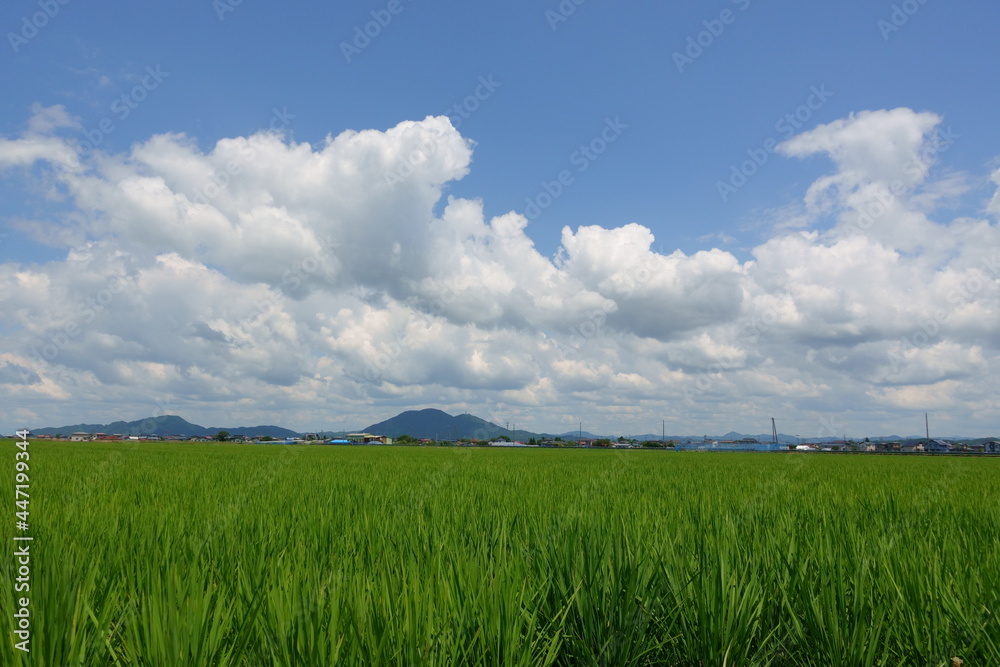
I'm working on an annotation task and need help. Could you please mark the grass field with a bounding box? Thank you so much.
[1,439,998,665]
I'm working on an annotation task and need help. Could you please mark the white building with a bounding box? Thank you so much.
[346,433,394,444]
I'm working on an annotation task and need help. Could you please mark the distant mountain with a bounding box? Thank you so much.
[363,409,539,440]
[31,415,300,439]
[29,411,985,443]
[559,430,602,440]
[628,434,697,443]
[206,424,301,439]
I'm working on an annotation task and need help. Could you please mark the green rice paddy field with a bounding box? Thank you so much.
[1,439,998,666]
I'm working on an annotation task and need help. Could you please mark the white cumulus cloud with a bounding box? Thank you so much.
[1,105,998,436]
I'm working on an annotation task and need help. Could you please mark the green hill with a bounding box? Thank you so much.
[31,415,299,439]
[363,409,538,441]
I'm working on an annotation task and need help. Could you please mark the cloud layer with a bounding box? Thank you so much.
[1,106,998,436]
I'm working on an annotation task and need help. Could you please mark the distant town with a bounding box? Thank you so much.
[16,429,1000,455]
[14,409,998,455]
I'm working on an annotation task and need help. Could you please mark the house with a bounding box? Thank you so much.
[70,432,90,442]
[926,439,952,453]
[985,441,1000,454]
[345,433,393,444]
[347,432,391,444]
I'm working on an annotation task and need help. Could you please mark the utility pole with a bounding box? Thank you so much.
[925,412,930,442]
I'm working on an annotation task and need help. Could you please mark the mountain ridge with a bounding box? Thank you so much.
[26,411,990,442]
[30,415,299,439]
[362,409,515,440]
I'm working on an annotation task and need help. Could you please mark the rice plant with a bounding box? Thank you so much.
[1,440,997,665]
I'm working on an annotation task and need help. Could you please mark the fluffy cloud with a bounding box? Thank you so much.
[1,105,998,436]
[778,108,963,253]
[989,168,1000,218]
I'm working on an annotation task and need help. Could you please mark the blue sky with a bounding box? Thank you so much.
[1,0,999,437]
